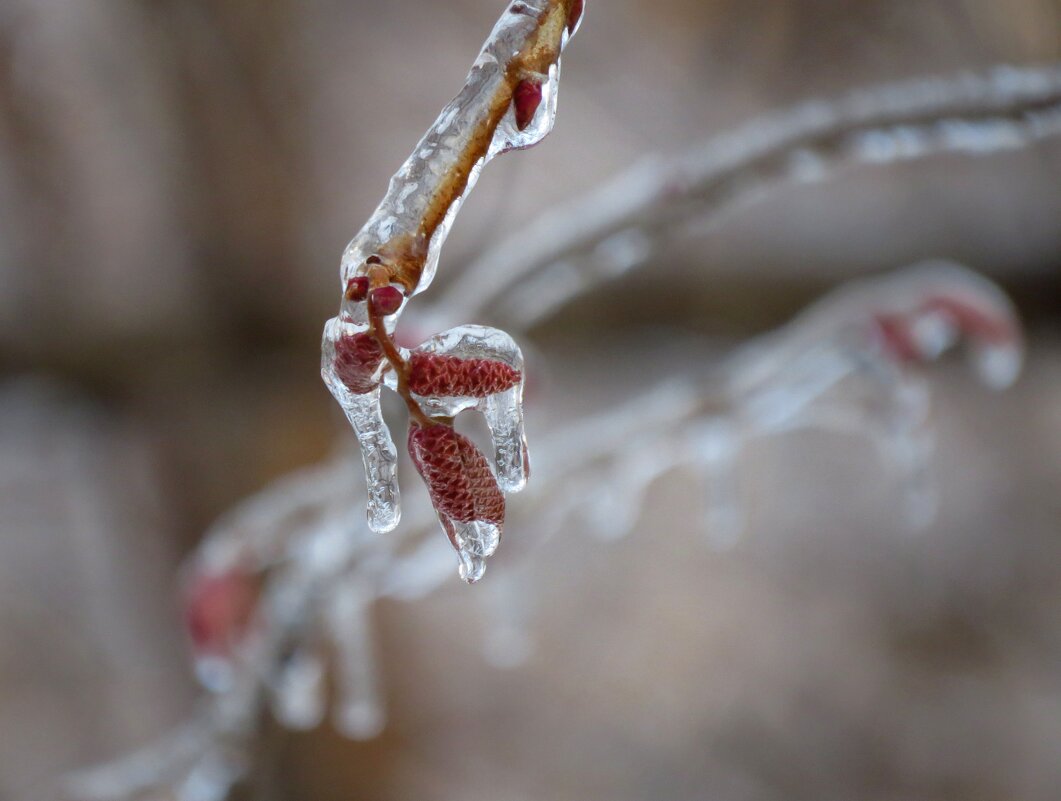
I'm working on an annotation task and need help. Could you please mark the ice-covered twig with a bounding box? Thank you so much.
[430,64,1061,328]
[333,0,584,297]
[320,0,584,580]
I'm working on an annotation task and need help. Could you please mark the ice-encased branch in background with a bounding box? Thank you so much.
[429,63,1061,329]
[57,259,1024,801]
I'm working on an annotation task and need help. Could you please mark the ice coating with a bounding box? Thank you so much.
[729,261,1024,405]
[334,0,579,297]
[321,319,401,533]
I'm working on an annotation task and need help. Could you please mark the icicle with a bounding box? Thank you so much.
[326,583,385,740]
[883,377,938,530]
[267,640,327,731]
[321,317,401,533]
[176,750,245,801]
[891,420,938,530]
[454,521,501,583]
[692,419,745,549]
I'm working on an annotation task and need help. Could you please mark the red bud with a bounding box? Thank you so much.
[369,285,404,315]
[567,0,584,33]
[513,80,543,131]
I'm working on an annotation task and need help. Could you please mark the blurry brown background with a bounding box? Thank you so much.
[0,1,1059,800]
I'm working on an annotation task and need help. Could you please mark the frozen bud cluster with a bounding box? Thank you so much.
[319,1,580,581]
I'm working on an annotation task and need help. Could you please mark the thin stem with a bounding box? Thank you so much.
[367,304,434,429]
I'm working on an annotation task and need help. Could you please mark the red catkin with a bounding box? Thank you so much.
[407,352,521,398]
[334,332,385,394]
[408,424,505,528]
[513,79,543,131]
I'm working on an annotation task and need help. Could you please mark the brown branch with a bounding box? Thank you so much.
[339,0,583,297]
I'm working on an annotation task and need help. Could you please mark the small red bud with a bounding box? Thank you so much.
[345,276,369,302]
[513,80,543,131]
[369,285,404,315]
[567,0,584,33]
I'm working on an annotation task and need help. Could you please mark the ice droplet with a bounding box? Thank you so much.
[973,342,1022,390]
[453,520,502,583]
[458,550,488,584]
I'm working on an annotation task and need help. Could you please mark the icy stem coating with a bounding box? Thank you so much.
[335,0,580,298]
[321,1,580,548]
[321,316,401,533]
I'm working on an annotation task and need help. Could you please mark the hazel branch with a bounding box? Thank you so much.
[336,0,584,297]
